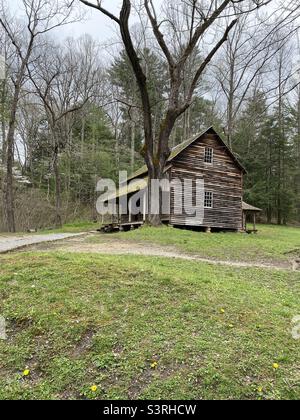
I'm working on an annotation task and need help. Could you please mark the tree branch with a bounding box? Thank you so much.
[79,0,120,24]
[144,0,175,70]
[183,19,238,111]
[119,0,154,159]
[178,0,232,68]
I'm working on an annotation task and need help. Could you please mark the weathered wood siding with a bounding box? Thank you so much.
[170,131,243,230]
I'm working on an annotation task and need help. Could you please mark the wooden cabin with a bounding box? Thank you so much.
[101,127,258,232]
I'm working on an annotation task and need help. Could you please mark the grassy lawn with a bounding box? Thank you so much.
[0,251,299,400]
[92,224,300,266]
[0,221,98,237]
[39,221,99,235]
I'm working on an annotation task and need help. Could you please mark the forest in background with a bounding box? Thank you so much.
[1,0,300,232]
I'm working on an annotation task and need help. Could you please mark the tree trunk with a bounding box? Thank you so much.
[81,117,85,159]
[144,111,176,227]
[227,96,234,149]
[3,84,20,233]
[266,207,272,224]
[4,127,15,232]
[66,126,72,208]
[115,126,120,171]
[131,120,135,172]
[0,27,35,233]
[1,80,7,164]
[53,148,62,228]
[147,165,163,227]
[277,57,283,226]
[296,94,300,220]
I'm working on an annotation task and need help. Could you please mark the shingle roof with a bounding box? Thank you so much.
[127,127,246,181]
[100,127,248,202]
[242,201,262,212]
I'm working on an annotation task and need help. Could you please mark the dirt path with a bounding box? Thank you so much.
[26,234,296,272]
[1,232,297,272]
[0,232,88,254]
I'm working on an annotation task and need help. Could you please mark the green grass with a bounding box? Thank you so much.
[0,251,299,400]
[39,221,99,234]
[94,224,300,266]
[0,221,98,237]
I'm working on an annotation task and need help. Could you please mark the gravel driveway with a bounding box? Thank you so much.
[0,233,87,254]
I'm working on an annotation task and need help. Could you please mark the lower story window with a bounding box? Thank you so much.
[204,191,213,208]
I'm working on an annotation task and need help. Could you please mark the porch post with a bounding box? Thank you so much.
[129,197,132,223]
[143,191,147,222]
[243,212,247,231]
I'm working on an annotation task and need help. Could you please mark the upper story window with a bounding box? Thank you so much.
[204,191,213,209]
[204,147,213,164]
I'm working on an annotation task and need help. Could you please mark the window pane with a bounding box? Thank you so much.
[204,192,213,208]
[204,147,213,163]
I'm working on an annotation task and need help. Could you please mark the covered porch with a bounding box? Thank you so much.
[242,201,262,233]
[99,178,148,232]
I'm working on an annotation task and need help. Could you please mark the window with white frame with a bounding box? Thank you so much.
[204,191,213,208]
[204,147,213,164]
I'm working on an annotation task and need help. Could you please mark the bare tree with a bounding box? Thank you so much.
[28,36,103,227]
[80,0,272,225]
[104,84,124,170]
[16,95,43,175]
[214,5,300,148]
[0,0,78,232]
[0,28,10,165]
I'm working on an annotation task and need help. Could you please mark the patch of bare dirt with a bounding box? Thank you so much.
[6,317,34,341]
[292,259,300,271]
[127,359,189,399]
[127,370,154,399]
[71,329,95,358]
[23,234,296,271]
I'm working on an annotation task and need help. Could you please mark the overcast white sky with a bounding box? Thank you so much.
[8,0,163,42]
[7,0,279,46]
[63,1,124,41]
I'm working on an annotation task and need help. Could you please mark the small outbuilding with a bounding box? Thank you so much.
[242,201,262,233]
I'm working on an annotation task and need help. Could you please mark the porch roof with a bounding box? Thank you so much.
[102,177,148,202]
[242,201,262,212]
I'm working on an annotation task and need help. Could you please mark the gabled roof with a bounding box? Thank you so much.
[127,126,246,181]
[242,201,262,212]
